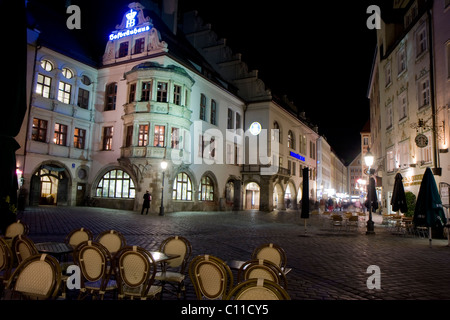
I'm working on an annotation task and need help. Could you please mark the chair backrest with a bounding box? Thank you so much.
[159,236,192,271]
[225,278,291,300]
[237,259,287,289]
[115,246,156,299]
[12,235,39,265]
[74,240,112,289]
[7,253,62,300]
[5,220,28,239]
[348,216,359,222]
[65,227,93,247]
[251,243,287,270]
[0,237,13,280]
[189,254,233,300]
[95,230,126,255]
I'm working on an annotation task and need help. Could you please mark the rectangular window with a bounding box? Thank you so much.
[416,26,427,57]
[118,41,129,58]
[134,38,145,54]
[153,125,165,147]
[138,125,149,147]
[173,85,181,105]
[36,74,52,98]
[77,88,90,109]
[171,127,180,149]
[387,148,395,172]
[385,62,392,87]
[420,79,430,107]
[227,108,234,129]
[398,93,408,120]
[386,103,393,129]
[141,81,152,102]
[32,118,47,142]
[58,82,71,104]
[399,140,409,167]
[105,83,117,111]
[420,132,432,164]
[210,99,217,125]
[128,83,136,103]
[236,112,241,129]
[102,126,114,150]
[200,94,206,121]
[54,123,68,146]
[125,126,133,147]
[398,47,406,74]
[74,128,86,149]
[157,82,168,102]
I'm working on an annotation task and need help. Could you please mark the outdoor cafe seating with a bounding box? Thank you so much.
[188,254,234,300]
[114,245,162,300]
[224,278,291,300]
[237,259,288,289]
[5,253,62,300]
[155,235,192,299]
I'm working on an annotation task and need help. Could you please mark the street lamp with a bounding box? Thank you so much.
[159,160,168,216]
[364,148,375,235]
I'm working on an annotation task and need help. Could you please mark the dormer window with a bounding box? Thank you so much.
[118,41,129,58]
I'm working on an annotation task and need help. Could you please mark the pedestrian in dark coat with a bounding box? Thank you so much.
[141,190,151,215]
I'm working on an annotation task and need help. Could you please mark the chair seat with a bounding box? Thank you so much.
[119,285,162,300]
[155,271,185,283]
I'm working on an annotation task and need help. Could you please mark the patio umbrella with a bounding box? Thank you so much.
[301,167,310,235]
[413,167,447,247]
[391,173,408,214]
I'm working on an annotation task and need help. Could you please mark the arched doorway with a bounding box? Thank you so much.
[245,182,260,210]
[29,164,70,206]
[273,183,284,210]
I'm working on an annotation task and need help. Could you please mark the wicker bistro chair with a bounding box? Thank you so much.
[95,230,127,257]
[114,246,162,300]
[73,240,117,300]
[4,220,29,240]
[237,259,288,289]
[251,243,288,273]
[6,253,62,300]
[189,254,234,300]
[12,235,39,265]
[155,236,192,299]
[65,227,94,248]
[0,237,13,297]
[225,278,291,300]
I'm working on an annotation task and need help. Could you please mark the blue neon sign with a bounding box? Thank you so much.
[290,151,305,162]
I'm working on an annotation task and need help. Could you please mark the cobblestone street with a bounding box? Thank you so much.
[14,205,450,301]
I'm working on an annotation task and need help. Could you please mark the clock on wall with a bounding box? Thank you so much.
[415,133,428,148]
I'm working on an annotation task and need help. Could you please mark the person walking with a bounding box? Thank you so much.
[141,190,151,215]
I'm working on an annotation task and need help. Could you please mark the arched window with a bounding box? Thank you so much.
[172,172,192,201]
[273,121,281,143]
[199,176,214,201]
[40,59,53,72]
[105,83,117,111]
[96,169,135,198]
[287,130,295,149]
[62,67,73,79]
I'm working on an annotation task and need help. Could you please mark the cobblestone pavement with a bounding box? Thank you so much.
[14,206,450,300]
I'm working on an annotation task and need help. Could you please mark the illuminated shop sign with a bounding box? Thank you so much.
[290,151,305,162]
[108,8,151,41]
[109,26,151,41]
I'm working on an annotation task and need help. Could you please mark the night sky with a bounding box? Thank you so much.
[30,0,379,164]
[177,1,378,164]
